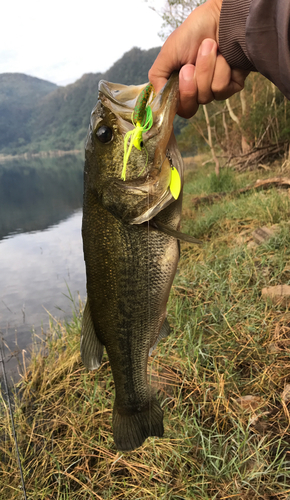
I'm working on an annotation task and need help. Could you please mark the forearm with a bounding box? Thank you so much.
[219,0,290,98]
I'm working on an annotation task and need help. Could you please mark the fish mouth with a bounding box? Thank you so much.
[99,73,182,224]
[98,81,151,120]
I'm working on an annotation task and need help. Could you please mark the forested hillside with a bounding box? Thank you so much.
[0,74,57,153]
[0,47,161,155]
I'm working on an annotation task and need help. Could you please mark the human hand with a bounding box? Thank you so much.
[149,0,249,118]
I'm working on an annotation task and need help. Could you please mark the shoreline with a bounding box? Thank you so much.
[0,149,83,163]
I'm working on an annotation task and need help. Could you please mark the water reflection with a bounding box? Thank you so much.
[0,155,83,240]
[0,156,86,382]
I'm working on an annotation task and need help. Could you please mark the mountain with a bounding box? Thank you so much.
[0,73,57,152]
[0,47,161,156]
[104,47,161,85]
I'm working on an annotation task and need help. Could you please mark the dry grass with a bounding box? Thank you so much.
[1,160,290,499]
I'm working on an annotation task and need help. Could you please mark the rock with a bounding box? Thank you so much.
[234,395,270,431]
[252,225,279,245]
[268,343,281,353]
[234,395,264,412]
[247,240,258,249]
[262,285,290,308]
[281,384,290,403]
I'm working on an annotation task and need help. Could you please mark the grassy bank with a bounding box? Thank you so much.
[1,157,290,499]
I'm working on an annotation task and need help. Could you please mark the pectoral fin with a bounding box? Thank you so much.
[81,300,104,370]
[149,317,171,356]
[152,220,203,245]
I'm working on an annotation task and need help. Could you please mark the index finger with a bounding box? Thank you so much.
[148,32,180,93]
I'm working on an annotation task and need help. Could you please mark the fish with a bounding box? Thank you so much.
[81,73,200,452]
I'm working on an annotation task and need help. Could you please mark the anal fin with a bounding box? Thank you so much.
[149,317,171,356]
[80,300,104,370]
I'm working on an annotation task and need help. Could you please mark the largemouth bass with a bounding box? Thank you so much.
[81,73,198,452]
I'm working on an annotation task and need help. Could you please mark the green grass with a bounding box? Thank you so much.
[1,159,290,499]
[182,185,290,241]
[183,166,239,195]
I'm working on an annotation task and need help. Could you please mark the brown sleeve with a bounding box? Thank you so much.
[219,0,255,71]
[219,0,290,99]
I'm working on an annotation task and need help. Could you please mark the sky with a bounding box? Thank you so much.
[1,0,165,86]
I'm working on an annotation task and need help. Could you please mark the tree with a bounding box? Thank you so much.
[146,0,205,41]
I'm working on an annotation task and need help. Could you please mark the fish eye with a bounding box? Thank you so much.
[96,125,113,144]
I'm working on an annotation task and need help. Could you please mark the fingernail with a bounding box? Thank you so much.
[180,65,195,82]
[200,39,215,56]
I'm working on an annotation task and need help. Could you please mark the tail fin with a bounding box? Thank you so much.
[113,396,164,451]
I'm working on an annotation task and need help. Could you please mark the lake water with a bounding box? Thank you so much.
[0,155,87,383]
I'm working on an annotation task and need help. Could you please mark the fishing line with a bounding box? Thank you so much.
[146,176,155,439]
[147,189,152,436]
[0,337,27,500]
